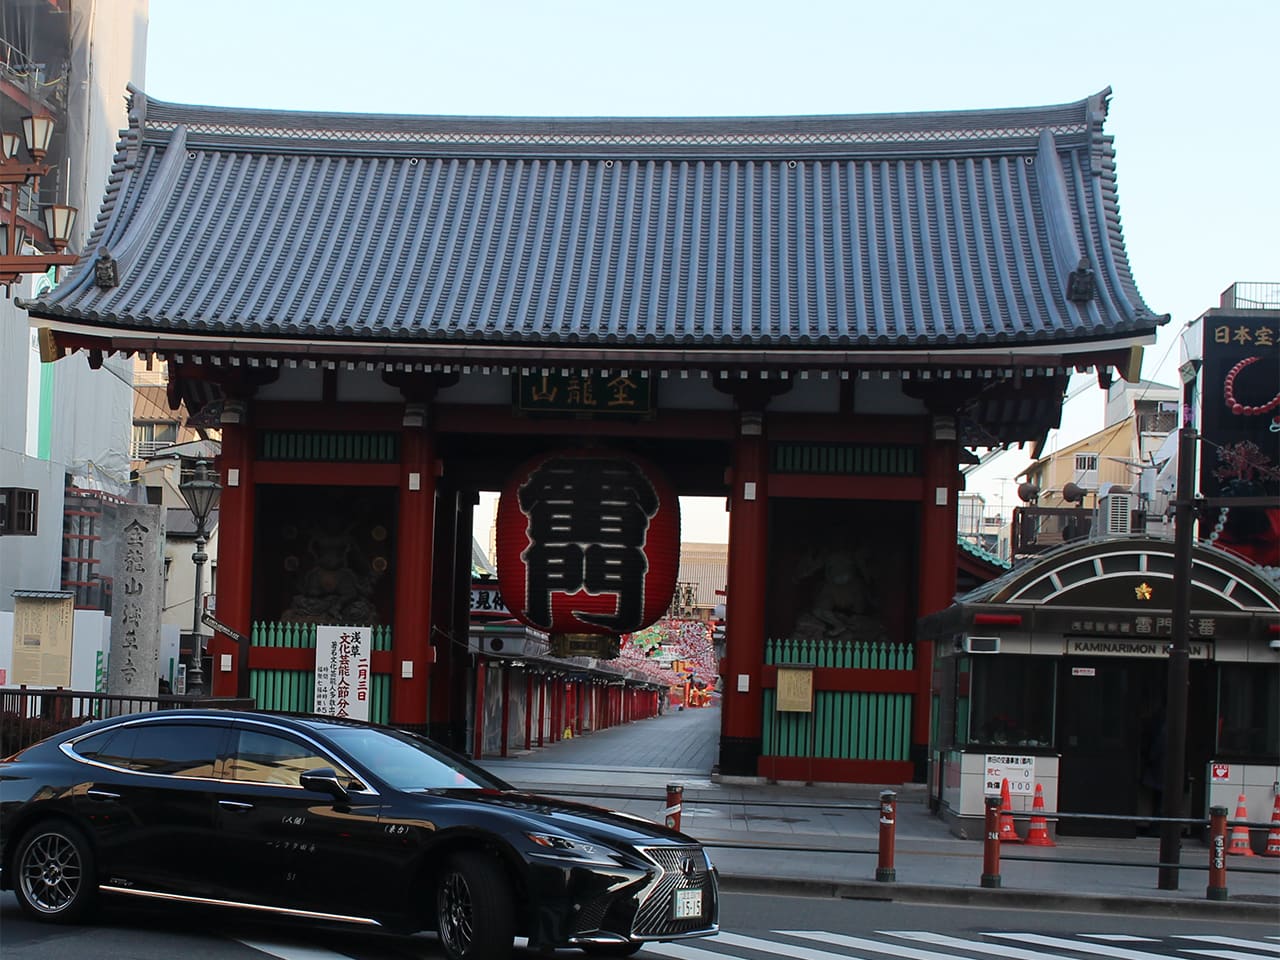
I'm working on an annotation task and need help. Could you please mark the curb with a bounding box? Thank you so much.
[717,872,1280,921]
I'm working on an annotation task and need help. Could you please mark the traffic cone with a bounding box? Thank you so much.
[998,778,1022,843]
[1226,793,1255,856]
[1025,783,1055,847]
[1262,795,1280,857]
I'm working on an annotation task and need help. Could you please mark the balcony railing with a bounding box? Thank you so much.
[1220,282,1280,311]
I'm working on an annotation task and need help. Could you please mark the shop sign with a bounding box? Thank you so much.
[984,754,1035,796]
[1071,666,1096,676]
[1066,638,1211,658]
[471,583,510,618]
[1064,615,1219,638]
[515,372,655,419]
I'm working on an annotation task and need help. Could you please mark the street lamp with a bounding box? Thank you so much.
[178,458,221,696]
[0,111,79,289]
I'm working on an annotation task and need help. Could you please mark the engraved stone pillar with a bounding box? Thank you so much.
[106,503,166,697]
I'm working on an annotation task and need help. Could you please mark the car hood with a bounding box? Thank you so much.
[429,788,696,847]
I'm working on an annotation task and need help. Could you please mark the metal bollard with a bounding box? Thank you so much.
[876,789,897,882]
[981,795,1002,888]
[1206,805,1229,901]
[664,783,684,831]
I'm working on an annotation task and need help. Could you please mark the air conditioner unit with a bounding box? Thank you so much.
[1098,492,1133,535]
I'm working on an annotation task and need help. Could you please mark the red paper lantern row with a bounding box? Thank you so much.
[497,449,680,637]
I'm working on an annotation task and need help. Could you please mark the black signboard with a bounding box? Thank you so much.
[1199,313,1280,568]
[515,373,655,419]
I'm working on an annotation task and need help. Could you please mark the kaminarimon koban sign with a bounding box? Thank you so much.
[496,450,680,658]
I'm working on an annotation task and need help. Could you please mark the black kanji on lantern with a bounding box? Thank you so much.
[518,457,659,631]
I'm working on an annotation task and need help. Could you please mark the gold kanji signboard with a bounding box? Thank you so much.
[776,666,814,713]
[515,373,655,419]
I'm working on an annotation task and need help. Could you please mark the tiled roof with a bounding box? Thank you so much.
[957,537,1012,570]
[23,87,1163,355]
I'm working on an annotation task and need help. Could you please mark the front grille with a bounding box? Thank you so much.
[631,845,716,938]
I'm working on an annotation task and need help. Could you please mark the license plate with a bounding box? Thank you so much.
[673,888,702,919]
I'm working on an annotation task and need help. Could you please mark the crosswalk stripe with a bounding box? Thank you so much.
[1176,952,1280,960]
[889,930,1148,960]
[986,932,1184,960]
[1082,934,1160,941]
[641,939,752,960]
[237,940,354,960]
[1173,937,1280,954]
[782,930,1013,960]
[714,931,884,959]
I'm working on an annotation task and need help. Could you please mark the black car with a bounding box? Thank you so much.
[0,709,718,959]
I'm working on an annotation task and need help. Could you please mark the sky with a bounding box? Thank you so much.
[145,0,1278,543]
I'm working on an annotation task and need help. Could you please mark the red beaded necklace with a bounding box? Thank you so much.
[1223,356,1280,416]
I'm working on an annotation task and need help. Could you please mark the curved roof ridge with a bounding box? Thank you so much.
[128,86,1111,157]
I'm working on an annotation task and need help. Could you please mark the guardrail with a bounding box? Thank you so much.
[0,687,255,756]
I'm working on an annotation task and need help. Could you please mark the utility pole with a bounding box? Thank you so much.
[1158,373,1198,889]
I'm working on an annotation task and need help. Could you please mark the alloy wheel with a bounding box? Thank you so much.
[438,868,474,957]
[19,830,84,915]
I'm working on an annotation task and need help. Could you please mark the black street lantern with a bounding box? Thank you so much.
[178,458,221,695]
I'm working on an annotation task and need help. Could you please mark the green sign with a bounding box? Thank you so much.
[515,372,655,419]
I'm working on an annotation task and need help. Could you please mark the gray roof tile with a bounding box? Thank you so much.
[24,87,1164,354]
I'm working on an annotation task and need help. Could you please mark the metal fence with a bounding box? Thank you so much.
[0,687,255,756]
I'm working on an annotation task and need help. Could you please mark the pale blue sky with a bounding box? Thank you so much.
[146,0,1278,539]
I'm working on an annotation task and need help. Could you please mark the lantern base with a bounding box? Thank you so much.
[550,633,621,659]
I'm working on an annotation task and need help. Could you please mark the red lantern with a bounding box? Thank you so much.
[497,449,680,640]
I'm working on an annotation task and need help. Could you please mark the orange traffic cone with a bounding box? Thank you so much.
[1262,795,1280,857]
[998,778,1022,843]
[1025,783,1055,847]
[1226,793,1255,856]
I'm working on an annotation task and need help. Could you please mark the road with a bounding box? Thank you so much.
[2,889,1275,959]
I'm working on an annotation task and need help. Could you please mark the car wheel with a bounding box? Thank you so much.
[435,851,514,960]
[582,943,643,957]
[14,822,97,923]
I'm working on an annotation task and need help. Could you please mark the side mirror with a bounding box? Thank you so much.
[299,766,350,802]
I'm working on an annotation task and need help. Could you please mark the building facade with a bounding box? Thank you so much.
[23,88,1164,781]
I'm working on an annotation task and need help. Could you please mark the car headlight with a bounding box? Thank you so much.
[524,832,622,865]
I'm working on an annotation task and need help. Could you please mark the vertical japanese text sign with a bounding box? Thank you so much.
[314,625,372,720]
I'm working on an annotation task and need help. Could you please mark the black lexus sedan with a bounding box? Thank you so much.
[0,709,717,959]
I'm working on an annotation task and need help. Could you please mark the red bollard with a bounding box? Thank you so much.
[1207,805,1229,901]
[664,783,684,831]
[876,789,897,882]
[981,795,1002,888]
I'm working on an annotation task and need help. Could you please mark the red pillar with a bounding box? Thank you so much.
[536,678,545,747]
[915,426,959,768]
[392,412,435,725]
[524,673,534,750]
[721,410,769,775]
[500,664,510,758]
[472,656,487,759]
[212,401,255,699]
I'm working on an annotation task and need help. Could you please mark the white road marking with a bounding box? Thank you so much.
[1172,937,1280,954]
[1176,952,1280,960]
[641,938,765,959]
[888,929,1149,959]
[237,940,354,960]
[1082,934,1161,941]
[986,931,1185,959]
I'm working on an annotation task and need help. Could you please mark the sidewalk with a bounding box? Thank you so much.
[479,703,1280,922]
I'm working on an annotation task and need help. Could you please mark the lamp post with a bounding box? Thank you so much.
[0,111,79,289]
[178,458,221,696]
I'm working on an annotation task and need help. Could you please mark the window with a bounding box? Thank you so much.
[227,729,347,787]
[1217,664,1279,758]
[1074,454,1099,473]
[74,722,227,778]
[0,487,39,536]
[959,656,1056,748]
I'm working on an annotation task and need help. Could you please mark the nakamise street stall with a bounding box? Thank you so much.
[919,535,1279,840]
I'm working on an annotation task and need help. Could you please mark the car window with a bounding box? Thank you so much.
[75,723,226,778]
[227,729,352,788]
[323,725,508,791]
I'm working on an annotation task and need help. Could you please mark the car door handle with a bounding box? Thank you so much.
[86,789,120,801]
[219,800,254,812]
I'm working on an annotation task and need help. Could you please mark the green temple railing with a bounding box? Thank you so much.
[248,621,393,723]
[763,688,912,760]
[764,637,915,670]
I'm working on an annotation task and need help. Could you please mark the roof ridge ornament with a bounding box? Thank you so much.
[94,248,119,289]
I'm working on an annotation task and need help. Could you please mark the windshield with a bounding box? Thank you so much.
[324,725,511,792]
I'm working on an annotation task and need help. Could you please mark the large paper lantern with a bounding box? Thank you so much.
[497,450,680,643]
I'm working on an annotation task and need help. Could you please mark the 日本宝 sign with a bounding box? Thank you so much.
[314,625,371,720]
